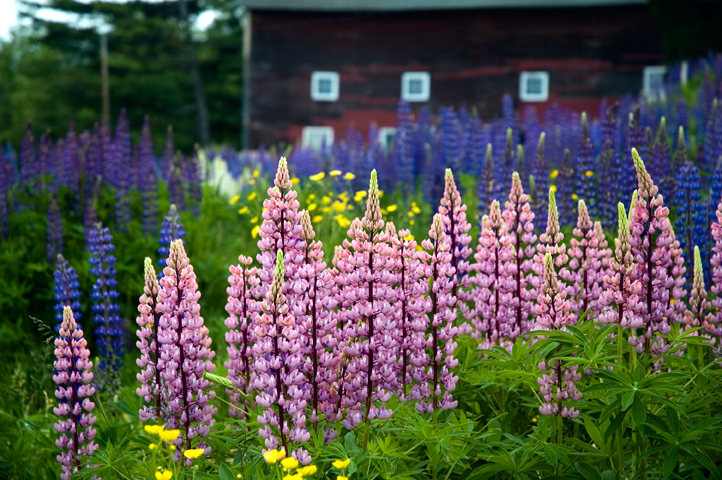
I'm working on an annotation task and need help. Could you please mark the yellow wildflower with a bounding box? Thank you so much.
[415,244,422,251]
[251,216,259,224]
[312,215,323,223]
[253,169,260,178]
[237,475,243,479]
[355,190,367,199]
[330,170,342,177]
[247,192,257,201]
[291,177,300,185]
[404,234,414,241]
[378,190,384,197]
[183,448,205,459]
[310,172,325,181]
[251,225,260,238]
[551,185,557,193]
[323,206,332,213]
[281,457,299,470]
[263,449,286,464]
[380,208,388,215]
[550,169,559,179]
[149,443,156,450]
[412,205,421,214]
[408,211,414,217]
[308,193,316,200]
[387,204,397,212]
[336,215,351,228]
[308,203,318,211]
[337,477,348,480]
[144,425,165,435]
[321,196,331,204]
[347,204,353,210]
[284,475,302,480]
[344,172,355,180]
[238,206,249,215]
[169,445,176,451]
[333,201,346,212]
[571,194,579,200]
[229,194,241,205]
[332,459,351,470]
[410,220,415,225]
[155,471,172,480]
[339,191,349,201]
[158,429,180,443]
[249,179,256,185]
[297,465,318,476]
[585,170,594,177]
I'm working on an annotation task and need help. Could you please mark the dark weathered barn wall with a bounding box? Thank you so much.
[248,6,663,148]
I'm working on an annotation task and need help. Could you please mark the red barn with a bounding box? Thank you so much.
[238,0,664,149]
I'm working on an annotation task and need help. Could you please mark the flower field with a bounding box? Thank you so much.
[5,66,722,479]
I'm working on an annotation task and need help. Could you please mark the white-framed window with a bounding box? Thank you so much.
[401,72,430,102]
[302,126,334,150]
[378,127,396,149]
[519,71,549,102]
[643,66,667,95]
[311,71,339,101]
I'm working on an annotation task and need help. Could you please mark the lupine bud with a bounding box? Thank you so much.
[157,240,217,462]
[54,307,98,480]
[685,246,713,342]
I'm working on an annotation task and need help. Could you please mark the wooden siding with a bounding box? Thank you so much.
[248,6,663,148]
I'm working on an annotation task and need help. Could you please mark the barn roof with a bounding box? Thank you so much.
[238,0,646,11]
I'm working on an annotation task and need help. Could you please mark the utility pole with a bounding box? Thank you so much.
[100,33,110,123]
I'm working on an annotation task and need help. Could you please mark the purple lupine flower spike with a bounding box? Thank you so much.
[253,250,310,455]
[295,210,338,429]
[599,203,643,329]
[224,254,259,418]
[88,222,123,394]
[336,169,396,432]
[685,246,714,343]
[157,204,186,274]
[564,200,607,317]
[139,115,158,236]
[416,213,458,414]
[439,168,473,333]
[710,194,722,337]
[536,253,581,419]
[256,157,303,302]
[162,126,175,182]
[136,258,163,422]
[54,306,98,480]
[53,254,83,329]
[157,239,217,462]
[47,193,63,263]
[628,148,685,364]
[501,171,538,338]
[387,224,427,398]
[472,201,511,349]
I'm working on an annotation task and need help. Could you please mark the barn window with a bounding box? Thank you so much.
[311,72,339,101]
[643,66,667,96]
[401,72,430,102]
[519,72,549,102]
[302,126,334,150]
[378,127,397,149]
